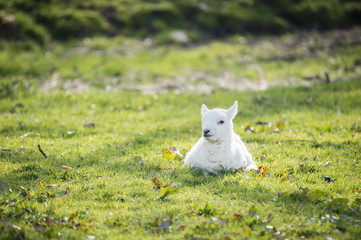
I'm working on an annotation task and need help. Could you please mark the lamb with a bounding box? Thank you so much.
[185,101,258,174]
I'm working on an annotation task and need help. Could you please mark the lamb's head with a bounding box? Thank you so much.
[200,101,238,143]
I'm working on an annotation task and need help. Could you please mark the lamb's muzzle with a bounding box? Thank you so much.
[203,129,211,137]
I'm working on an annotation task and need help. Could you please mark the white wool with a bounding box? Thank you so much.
[185,101,257,173]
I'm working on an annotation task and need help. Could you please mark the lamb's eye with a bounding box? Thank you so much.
[218,120,224,125]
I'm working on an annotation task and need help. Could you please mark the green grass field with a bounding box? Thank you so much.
[1,29,361,239]
[1,27,361,93]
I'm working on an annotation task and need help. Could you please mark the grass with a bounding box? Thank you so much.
[1,27,361,239]
[1,78,361,239]
[1,27,361,93]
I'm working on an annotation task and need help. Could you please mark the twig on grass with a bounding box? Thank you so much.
[37,145,48,159]
[1,148,11,151]
[305,130,318,144]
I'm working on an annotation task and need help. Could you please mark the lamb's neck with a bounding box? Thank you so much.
[205,137,231,153]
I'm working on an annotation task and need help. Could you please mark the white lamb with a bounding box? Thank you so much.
[185,101,257,174]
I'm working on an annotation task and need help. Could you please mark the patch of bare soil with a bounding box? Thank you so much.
[40,72,337,95]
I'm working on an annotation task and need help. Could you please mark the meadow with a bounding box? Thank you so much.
[1,28,361,239]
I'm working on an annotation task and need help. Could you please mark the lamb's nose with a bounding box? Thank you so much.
[203,129,210,136]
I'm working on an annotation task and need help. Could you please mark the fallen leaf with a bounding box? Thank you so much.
[151,176,163,189]
[324,176,335,183]
[84,122,95,128]
[232,213,244,220]
[258,166,270,177]
[245,125,254,133]
[159,186,178,200]
[177,225,187,231]
[160,186,178,195]
[162,148,176,160]
[38,179,47,190]
[275,168,294,180]
[159,189,170,200]
[171,148,184,160]
[260,155,267,161]
[20,186,34,197]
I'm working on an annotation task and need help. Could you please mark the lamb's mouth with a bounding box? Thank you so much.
[203,134,213,138]
[203,135,220,143]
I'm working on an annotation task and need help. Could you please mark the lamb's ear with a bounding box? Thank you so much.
[226,101,238,119]
[201,104,209,116]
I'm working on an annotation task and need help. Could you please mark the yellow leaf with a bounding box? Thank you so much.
[162,148,176,160]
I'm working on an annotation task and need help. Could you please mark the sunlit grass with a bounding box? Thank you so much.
[1,29,361,90]
[1,79,361,239]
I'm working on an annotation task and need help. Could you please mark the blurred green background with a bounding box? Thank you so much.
[1,0,361,46]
